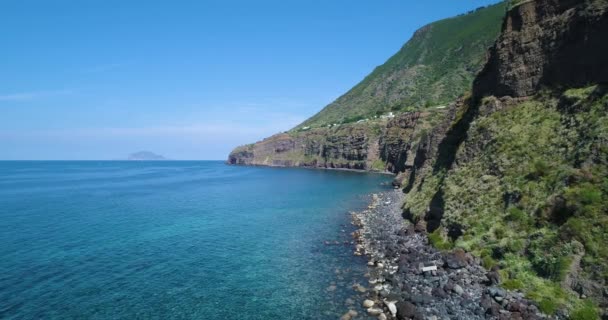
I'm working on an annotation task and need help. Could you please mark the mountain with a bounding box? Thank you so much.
[127,151,166,161]
[297,2,507,130]
[228,3,507,171]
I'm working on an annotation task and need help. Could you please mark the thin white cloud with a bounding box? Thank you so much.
[0,90,74,102]
[0,117,305,141]
[81,63,125,73]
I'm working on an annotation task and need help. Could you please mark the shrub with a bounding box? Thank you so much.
[428,229,453,250]
[494,226,506,239]
[482,255,497,269]
[506,239,525,253]
[502,279,524,290]
[577,185,602,205]
[570,301,599,320]
[506,207,527,223]
[526,159,553,181]
[533,254,571,282]
[565,183,602,209]
[538,298,558,315]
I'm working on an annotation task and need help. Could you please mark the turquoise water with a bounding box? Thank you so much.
[0,161,391,319]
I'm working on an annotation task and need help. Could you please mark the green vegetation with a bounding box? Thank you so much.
[428,228,454,250]
[371,159,387,171]
[295,2,507,129]
[502,279,524,290]
[403,86,608,313]
[538,298,559,315]
[571,300,600,320]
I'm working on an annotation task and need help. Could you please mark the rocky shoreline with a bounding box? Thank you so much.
[346,190,559,320]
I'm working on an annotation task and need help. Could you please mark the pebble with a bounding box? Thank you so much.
[385,301,397,316]
[453,284,464,295]
[353,284,367,293]
[339,310,358,320]
[351,190,553,320]
[366,308,383,316]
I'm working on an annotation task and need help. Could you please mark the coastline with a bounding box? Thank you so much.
[226,162,397,176]
[347,190,558,320]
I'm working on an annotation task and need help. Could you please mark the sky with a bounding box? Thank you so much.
[1,0,501,160]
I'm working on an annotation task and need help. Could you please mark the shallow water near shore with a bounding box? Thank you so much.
[0,161,392,319]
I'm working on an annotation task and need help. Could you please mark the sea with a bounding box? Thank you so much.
[0,161,392,319]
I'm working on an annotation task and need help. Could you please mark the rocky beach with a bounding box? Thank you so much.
[347,190,560,320]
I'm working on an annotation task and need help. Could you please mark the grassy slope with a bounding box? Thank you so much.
[404,86,608,316]
[296,2,507,129]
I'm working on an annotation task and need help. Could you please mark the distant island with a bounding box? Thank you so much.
[127,151,166,161]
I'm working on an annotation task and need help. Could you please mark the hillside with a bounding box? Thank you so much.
[297,2,507,129]
[400,0,608,316]
[229,3,507,172]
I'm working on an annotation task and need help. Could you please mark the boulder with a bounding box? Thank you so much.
[385,301,397,317]
[396,301,416,320]
[488,286,506,298]
[444,248,469,269]
[452,284,464,295]
[431,287,448,299]
[367,308,383,316]
[487,270,501,284]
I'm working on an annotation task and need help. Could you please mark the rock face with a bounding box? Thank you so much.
[474,0,608,98]
[400,0,608,314]
[228,111,446,174]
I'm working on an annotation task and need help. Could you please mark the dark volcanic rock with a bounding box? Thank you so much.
[396,301,417,319]
[353,191,558,320]
[444,248,469,269]
[474,0,608,98]
[227,112,437,173]
[487,269,501,285]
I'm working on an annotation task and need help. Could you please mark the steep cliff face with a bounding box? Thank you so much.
[228,124,377,170]
[228,110,448,174]
[401,0,608,315]
[474,0,608,98]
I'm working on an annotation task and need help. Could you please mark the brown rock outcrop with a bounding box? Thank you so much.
[474,0,608,98]
[228,111,448,174]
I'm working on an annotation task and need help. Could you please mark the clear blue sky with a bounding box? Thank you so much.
[1,0,501,160]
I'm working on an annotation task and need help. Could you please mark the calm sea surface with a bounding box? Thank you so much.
[0,161,391,319]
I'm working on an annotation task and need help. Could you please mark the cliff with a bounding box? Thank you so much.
[228,109,448,177]
[401,0,608,316]
[474,0,608,98]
